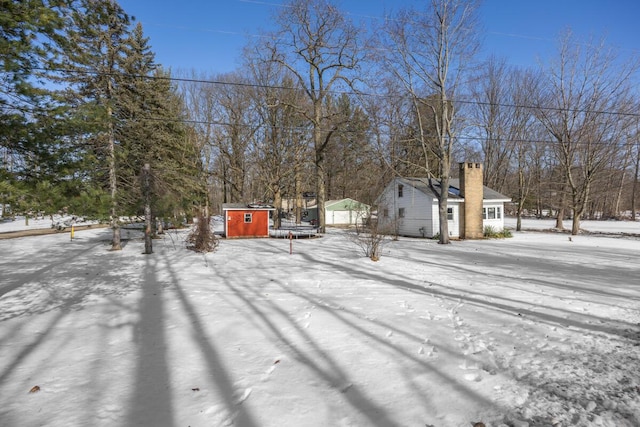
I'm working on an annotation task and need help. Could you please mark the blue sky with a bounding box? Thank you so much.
[117,0,640,74]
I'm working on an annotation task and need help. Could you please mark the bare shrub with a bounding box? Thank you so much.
[187,210,218,253]
[347,217,391,261]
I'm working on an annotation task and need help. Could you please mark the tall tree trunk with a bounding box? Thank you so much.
[436,166,451,244]
[555,180,567,230]
[437,190,450,243]
[273,186,282,229]
[613,168,626,219]
[295,158,303,224]
[555,208,564,230]
[108,102,121,251]
[570,182,591,235]
[571,210,581,235]
[632,151,639,221]
[516,168,525,231]
[221,162,228,204]
[315,146,326,233]
[143,163,152,254]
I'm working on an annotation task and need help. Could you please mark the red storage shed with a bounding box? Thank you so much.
[222,203,274,238]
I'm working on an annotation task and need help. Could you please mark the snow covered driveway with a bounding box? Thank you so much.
[0,228,638,426]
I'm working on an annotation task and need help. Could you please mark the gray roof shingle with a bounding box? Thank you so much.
[398,177,511,201]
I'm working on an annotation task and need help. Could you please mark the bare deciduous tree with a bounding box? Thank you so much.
[631,121,640,221]
[213,73,261,204]
[263,0,363,233]
[379,0,480,244]
[471,60,544,231]
[243,47,312,229]
[511,72,547,231]
[470,56,516,193]
[179,70,222,216]
[535,30,638,235]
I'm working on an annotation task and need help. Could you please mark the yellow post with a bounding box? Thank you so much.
[70,225,75,240]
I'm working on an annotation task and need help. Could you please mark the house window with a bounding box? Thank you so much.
[496,206,502,219]
[383,208,389,218]
[398,184,404,198]
[484,207,496,220]
[447,207,454,220]
[244,213,253,223]
[398,208,405,218]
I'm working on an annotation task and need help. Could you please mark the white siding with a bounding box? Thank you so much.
[394,184,433,237]
[482,202,505,231]
[431,202,460,238]
[376,189,396,232]
[376,179,447,238]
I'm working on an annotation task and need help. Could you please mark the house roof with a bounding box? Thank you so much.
[396,177,511,202]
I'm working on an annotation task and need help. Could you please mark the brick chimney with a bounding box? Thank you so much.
[459,162,484,239]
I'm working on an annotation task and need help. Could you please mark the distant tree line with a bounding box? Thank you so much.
[2,0,638,244]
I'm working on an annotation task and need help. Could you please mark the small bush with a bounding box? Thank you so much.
[483,225,497,238]
[348,220,391,261]
[187,210,218,252]
[484,225,512,239]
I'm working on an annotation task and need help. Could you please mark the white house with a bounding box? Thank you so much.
[376,163,511,239]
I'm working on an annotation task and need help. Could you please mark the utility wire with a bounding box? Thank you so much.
[114,114,631,148]
[35,66,640,119]
[17,66,639,148]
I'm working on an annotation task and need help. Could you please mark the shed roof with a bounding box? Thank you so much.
[222,203,275,210]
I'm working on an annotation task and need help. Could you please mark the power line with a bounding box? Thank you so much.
[122,113,632,149]
[36,65,640,120]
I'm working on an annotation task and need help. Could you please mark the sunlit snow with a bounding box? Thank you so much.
[0,216,638,426]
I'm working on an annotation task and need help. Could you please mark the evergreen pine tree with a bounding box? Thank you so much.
[54,0,132,249]
[116,23,203,239]
[1,0,74,217]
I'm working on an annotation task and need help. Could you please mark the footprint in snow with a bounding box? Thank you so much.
[463,372,482,382]
[261,358,282,381]
[459,360,481,370]
[234,388,252,404]
[295,312,311,322]
[418,345,439,358]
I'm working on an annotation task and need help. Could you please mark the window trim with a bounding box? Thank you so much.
[483,206,501,220]
[244,213,253,223]
[398,207,405,218]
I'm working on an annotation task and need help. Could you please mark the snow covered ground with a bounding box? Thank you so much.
[503,217,640,235]
[0,217,638,427]
[0,215,113,233]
